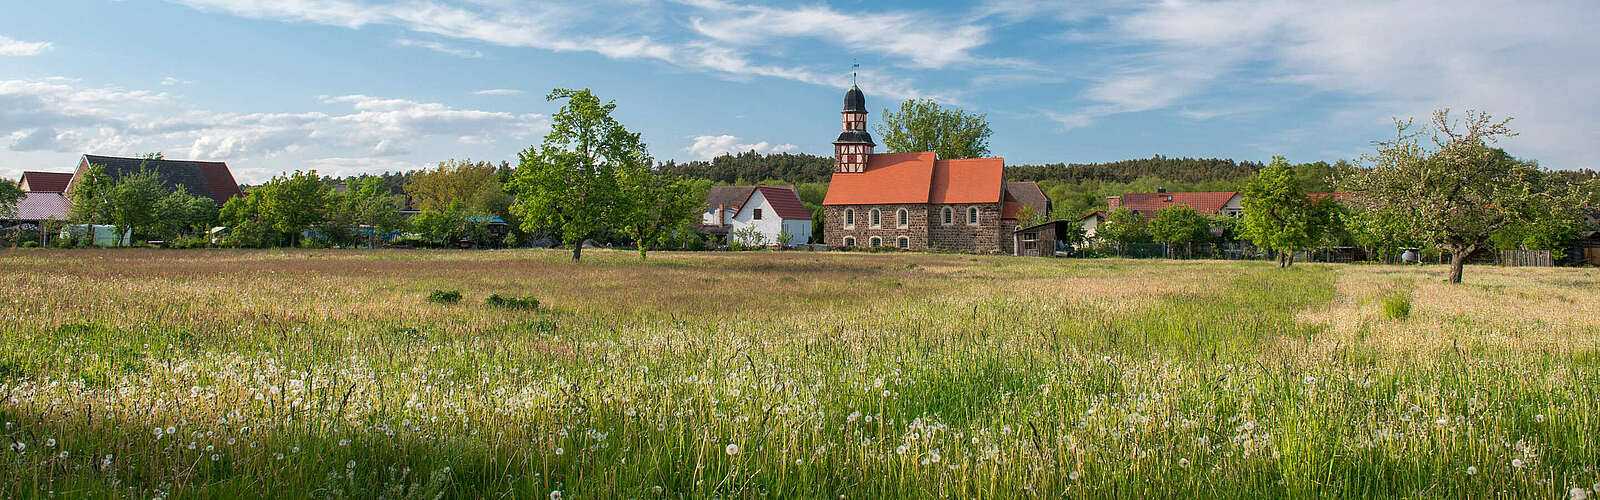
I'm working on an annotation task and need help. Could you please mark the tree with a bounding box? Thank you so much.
[613,162,700,259]
[877,99,993,159]
[1240,156,1318,268]
[107,167,165,246]
[1058,220,1089,253]
[1148,204,1213,258]
[1346,207,1415,264]
[1097,207,1149,256]
[511,88,636,262]
[257,170,330,247]
[0,179,20,219]
[404,159,501,213]
[1346,110,1566,283]
[152,186,215,240]
[335,176,407,247]
[69,164,115,225]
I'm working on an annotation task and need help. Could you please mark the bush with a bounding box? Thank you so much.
[485,294,539,310]
[21,241,40,248]
[1381,290,1411,320]
[426,290,462,305]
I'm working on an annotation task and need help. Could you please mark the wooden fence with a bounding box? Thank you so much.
[1501,249,1554,267]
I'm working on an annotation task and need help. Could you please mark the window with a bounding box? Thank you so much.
[869,236,882,247]
[941,207,953,225]
[966,207,980,226]
[753,208,763,220]
[870,209,882,228]
[843,208,855,228]
[896,208,909,228]
[897,236,910,249]
[843,236,855,247]
[1022,231,1038,242]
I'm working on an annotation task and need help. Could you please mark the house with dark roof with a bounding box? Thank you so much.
[820,85,1048,253]
[67,155,244,205]
[700,185,813,246]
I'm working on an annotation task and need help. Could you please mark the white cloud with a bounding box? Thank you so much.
[473,88,522,96]
[684,135,796,160]
[0,77,547,182]
[0,35,52,56]
[1047,0,1600,167]
[685,1,988,69]
[395,38,483,59]
[160,77,193,86]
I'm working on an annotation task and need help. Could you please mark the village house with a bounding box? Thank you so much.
[699,185,813,246]
[820,85,1047,253]
[62,154,245,204]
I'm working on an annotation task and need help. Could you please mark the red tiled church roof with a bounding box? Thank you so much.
[823,152,1008,206]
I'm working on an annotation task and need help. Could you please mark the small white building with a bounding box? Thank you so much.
[701,185,813,246]
[1078,210,1106,240]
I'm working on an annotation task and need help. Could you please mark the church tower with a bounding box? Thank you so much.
[832,85,875,173]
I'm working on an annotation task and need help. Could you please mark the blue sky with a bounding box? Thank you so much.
[3,0,1597,183]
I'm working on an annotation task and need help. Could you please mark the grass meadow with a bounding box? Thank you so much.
[1,249,1598,498]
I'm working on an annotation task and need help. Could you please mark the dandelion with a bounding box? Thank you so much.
[1536,414,1546,423]
[1466,466,1478,475]
[1436,417,1449,426]
[45,438,56,447]
[725,443,740,456]
[929,450,941,464]
[1570,487,1587,500]
[210,454,220,461]
[554,447,564,456]
[896,445,908,455]
[338,439,350,447]
[10,441,24,453]
[1179,458,1190,468]
[549,490,562,500]
[1512,458,1525,469]
[153,427,164,439]
[795,458,803,466]
[1070,470,1082,481]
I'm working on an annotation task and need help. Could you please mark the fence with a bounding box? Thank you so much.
[1501,249,1554,267]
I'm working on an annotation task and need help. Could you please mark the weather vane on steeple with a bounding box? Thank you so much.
[852,61,859,86]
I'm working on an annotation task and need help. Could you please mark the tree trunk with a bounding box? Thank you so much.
[1447,245,1474,283]
[571,244,583,262]
[637,240,648,260]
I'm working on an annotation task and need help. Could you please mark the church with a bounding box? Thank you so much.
[821,85,1048,254]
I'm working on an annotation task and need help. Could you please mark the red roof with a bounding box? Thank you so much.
[930,158,1003,204]
[742,185,813,220]
[824,152,1006,206]
[824,152,936,205]
[1117,192,1239,219]
[18,171,73,192]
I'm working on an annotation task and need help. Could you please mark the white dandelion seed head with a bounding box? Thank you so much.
[549,490,562,500]
[45,439,56,447]
[1569,487,1586,500]
[1466,466,1477,475]
[1069,470,1082,481]
[1512,458,1525,469]
[725,443,740,456]
[1536,414,1546,423]
[554,447,564,456]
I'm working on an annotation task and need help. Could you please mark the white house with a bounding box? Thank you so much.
[701,185,813,246]
[1078,210,1106,239]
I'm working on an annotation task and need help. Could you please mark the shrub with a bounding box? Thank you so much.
[426,290,462,305]
[1381,290,1411,320]
[485,294,539,311]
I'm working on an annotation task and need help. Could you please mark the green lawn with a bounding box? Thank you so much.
[2,249,1597,498]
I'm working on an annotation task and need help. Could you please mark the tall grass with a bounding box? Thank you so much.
[1,249,1597,498]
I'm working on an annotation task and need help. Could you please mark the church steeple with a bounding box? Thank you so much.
[833,84,874,173]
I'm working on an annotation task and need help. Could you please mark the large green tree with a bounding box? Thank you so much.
[1240,156,1320,268]
[404,159,501,213]
[613,162,700,259]
[257,170,330,247]
[68,164,115,225]
[107,167,166,246]
[334,176,407,247]
[152,186,218,240]
[1097,207,1149,256]
[877,99,992,159]
[1346,110,1569,283]
[1149,204,1213,258]
[511,88,636,262]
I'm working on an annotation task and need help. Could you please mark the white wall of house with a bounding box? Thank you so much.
[702,207,730,226]
[1081,214,1103,239]
[1220,193,1245,216]
[729,190,812,245]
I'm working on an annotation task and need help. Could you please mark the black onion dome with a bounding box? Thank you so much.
[843,85,866,112]
[834,130,875,145]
